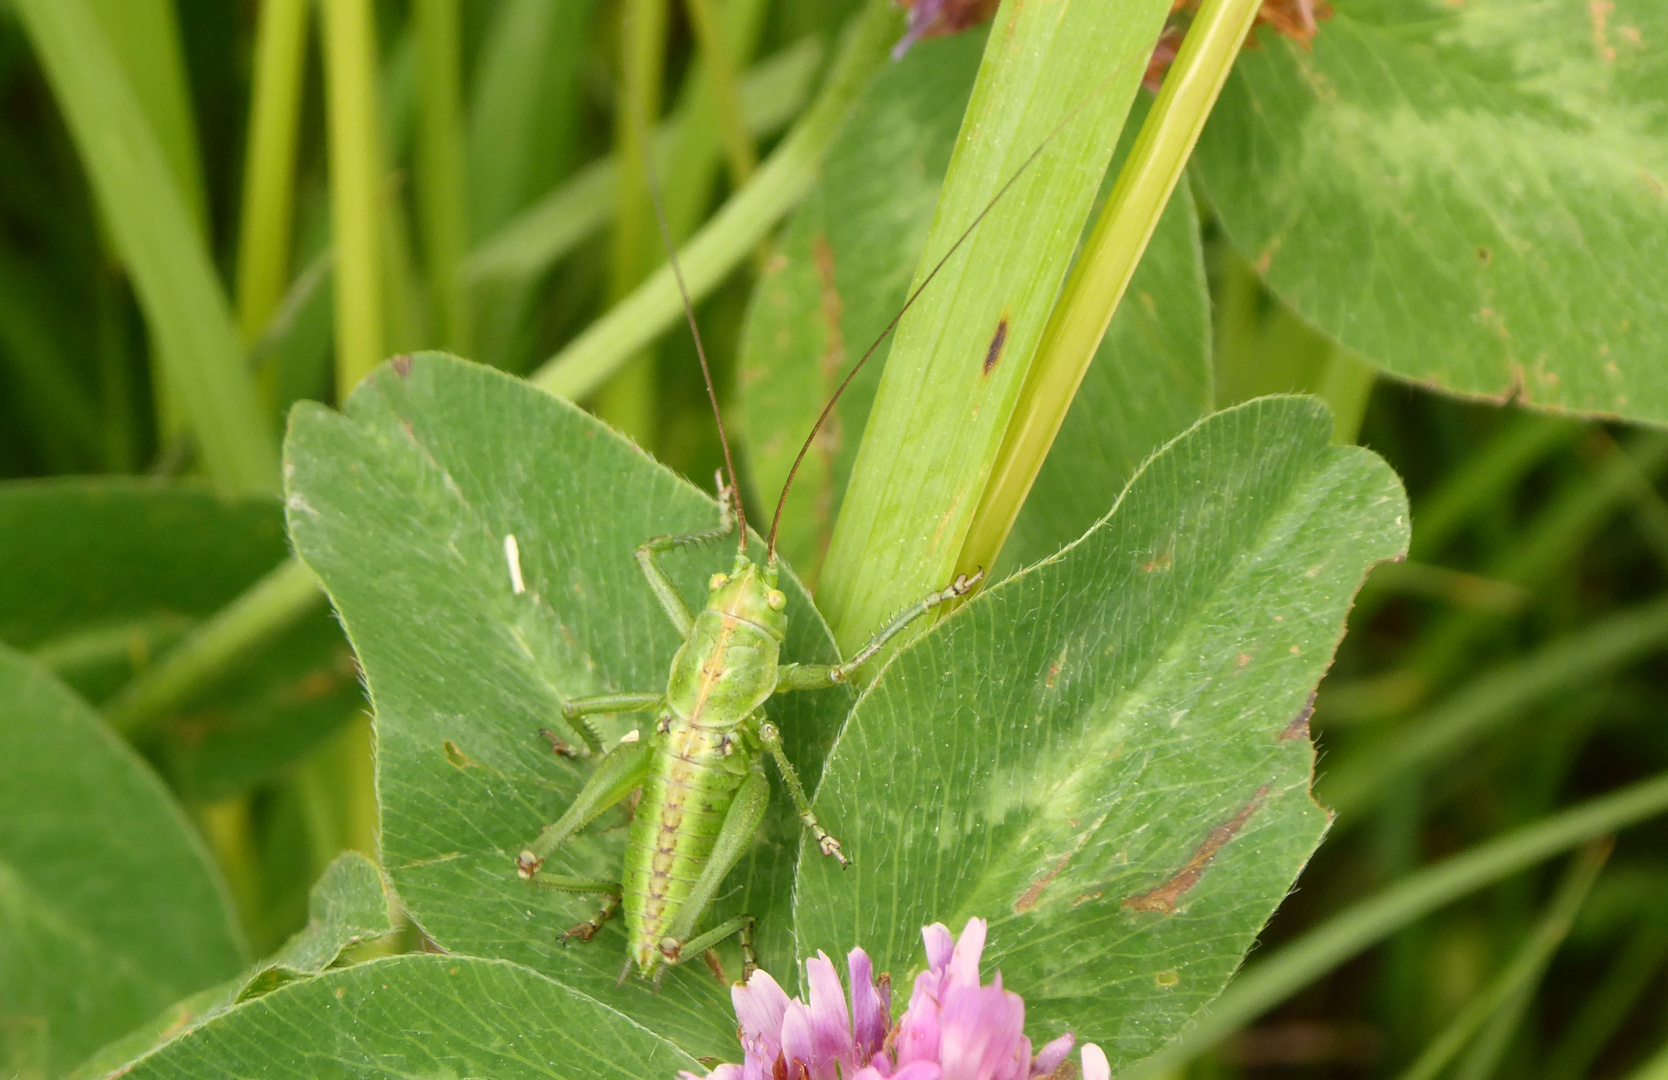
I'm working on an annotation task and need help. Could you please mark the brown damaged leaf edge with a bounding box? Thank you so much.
[1123,784,1271,914]
[390,353,413,378]
[981,317,1009,376]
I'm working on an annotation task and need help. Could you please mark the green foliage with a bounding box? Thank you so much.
[0,482,360,798]
[121,956,699,1080]
[3,0,1668,1076]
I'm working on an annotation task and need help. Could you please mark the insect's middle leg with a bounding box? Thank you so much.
[518,739,653,878]
[556,692,664,754]
[758,722,848,866]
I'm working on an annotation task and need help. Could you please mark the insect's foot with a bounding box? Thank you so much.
[949,568,984,596]
[562,920,602,944]
[539,729,581,759]
[515,850,544,880]
[819,833,850,867]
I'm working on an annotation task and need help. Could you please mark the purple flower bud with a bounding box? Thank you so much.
[1031,1033,1075,1077]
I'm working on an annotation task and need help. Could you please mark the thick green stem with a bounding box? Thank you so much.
[236,0,310,349]
[322,0,385,398]
[960,0,1264,578]
[1121,772,1668,1078]
[818,0,1172,657]
[103,558,323,739]
[414,0,471,354]
[531,0,899,400]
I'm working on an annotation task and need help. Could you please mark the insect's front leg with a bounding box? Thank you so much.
[636,472,739,637]
[775,569,984,691]
[757,722,848,867]
[557,692,664,754]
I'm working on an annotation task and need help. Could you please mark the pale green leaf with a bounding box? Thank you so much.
[68,852,395,1080]
[115,956,699,1080]
[796,397,1410,1071]
[283,352,851,1058]
[1194,0,1668,424]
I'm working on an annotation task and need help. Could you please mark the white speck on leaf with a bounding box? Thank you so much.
[505,533,525,594]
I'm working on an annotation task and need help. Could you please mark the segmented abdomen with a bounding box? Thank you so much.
[622,725,746,972]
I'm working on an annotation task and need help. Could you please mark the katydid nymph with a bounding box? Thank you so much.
[514,96,1062,987]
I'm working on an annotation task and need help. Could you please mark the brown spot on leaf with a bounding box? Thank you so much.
[1123,785,1270,914]
[1476,246,1492,264]
[1143,552,1173,572]
[443,740,475,769]
[1280,694,1316,741]
[982,318,1009,376]
[391,354,413,378]
[1590,0,1617,62]
[1014,849,1075,914]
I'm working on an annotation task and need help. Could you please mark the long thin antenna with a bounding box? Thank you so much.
[637,115,747,550]
[766,104,1080,559]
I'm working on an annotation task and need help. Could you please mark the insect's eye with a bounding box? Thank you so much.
[709,572,729,590]
[766,590,786,612]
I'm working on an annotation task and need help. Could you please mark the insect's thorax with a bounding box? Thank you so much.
[665,558,787,728]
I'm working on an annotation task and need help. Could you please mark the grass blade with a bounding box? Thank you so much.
[236,0,310,348]
[960,0,1262,576]
[465,38,820,285]
[322,0,386,397]
[415,0,472,353]
[531,0,899,401]
[816,0,1172,655]
[14,0,278,492]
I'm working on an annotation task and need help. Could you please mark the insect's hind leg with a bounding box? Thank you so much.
[637,472,739,637]
[523,874,623,945]
[654,766,770,978]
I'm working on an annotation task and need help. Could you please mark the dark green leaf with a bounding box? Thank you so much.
[283,353,851,1056]
[795,397,1409,1070]
[68,852,395,1079]
[116,956,700,1080]
[1194,0,1668,424]
[0,645,244,1076]
[0,480,361,797]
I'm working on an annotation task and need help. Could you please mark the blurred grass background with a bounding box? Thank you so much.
[0,1,1664,1077]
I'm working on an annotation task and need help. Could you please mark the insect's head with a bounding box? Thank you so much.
[707,554,787,641]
